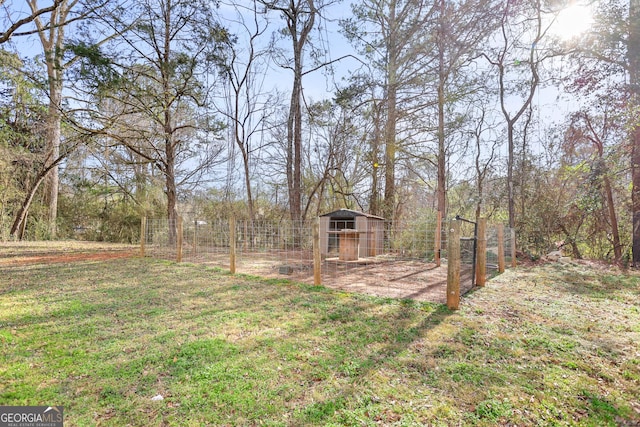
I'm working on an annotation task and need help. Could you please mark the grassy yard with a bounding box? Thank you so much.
[1,250,639,426]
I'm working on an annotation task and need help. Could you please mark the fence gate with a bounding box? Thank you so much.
[455,215,478,291]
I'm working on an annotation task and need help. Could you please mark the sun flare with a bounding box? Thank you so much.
[553,3,594,41]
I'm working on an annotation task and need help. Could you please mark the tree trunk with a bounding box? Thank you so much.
[165,139,178,245]
[162,0,178,245]
[292,67,303,222]
[29,0,70,239]
[507,120,515,229]
[163,109,177,246]
[629,0,640,266]
[589,117,624,264]
[604,175,623,263]
[287,80,298,221]
[369,101,382,216]
[283,0,314,223]
[436,0,446,220]
[474,128,484,223]
[232,95,255,222]
[11,178,45,239]
[383,0,398,221]
[10,158,63,238]
[45,84,62,238]
[383,85,397,221]
[242,148,255,222]
[233,77,255,223]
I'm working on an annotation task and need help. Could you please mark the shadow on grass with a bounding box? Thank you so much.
[288,302,454,424]
[542,263,640,300]
[1,258,460,425]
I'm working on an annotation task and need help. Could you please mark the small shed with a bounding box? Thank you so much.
[319,209,385,260]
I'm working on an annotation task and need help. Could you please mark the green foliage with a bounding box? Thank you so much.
[0,50,50,240]
[66,42,123,93]
[57,178,162,243]
[390,210,440,259]
[513,150,630,261]
[472,398,513,421]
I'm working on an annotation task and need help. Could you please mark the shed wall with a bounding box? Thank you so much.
[319,212,385,259]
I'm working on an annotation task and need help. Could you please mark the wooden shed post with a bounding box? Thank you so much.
[435,211,442,267]
[313,217,322,286]
[446,219,461,310]
[176,216,183,263]
[476,218,487,287]
[140,216,146,257]
[230,217,236,274]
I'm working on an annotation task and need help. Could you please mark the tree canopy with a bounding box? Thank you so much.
[0,0,637,265]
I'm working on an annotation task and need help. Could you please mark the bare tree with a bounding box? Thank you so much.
[6,0,110,238]
[333,73,385,216]
[482,0,560,230]
[87,0,228,242]
[575,0,640,262]
[304,98,367,216]
[433,0,498,220]
[341,0,436,221]
[25,0,81,237]
[470,100,500,222]
[0,0,63,44]
[215,0,273,223]
[566,108,624,263]
[261,0,351,222]
[261,0,317,222]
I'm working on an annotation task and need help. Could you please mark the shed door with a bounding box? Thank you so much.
[328,218,355,253]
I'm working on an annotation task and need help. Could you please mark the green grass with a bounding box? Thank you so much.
[1,252,639,426]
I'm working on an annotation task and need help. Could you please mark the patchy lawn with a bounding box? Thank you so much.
[0,247,638,426]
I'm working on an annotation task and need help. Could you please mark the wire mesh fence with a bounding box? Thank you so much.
[487,224,516,273]
[145,218,315,274]
[142,216,514,303]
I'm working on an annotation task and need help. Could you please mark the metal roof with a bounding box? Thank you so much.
[319,208,385,220]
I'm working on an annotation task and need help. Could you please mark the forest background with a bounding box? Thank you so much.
[0,0,638,265]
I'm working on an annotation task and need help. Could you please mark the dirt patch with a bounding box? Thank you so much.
[1,242,476,304]
[0,241,139,267]
[317,260,475,303]
[147,247,476,304]
[0,250,138,266]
